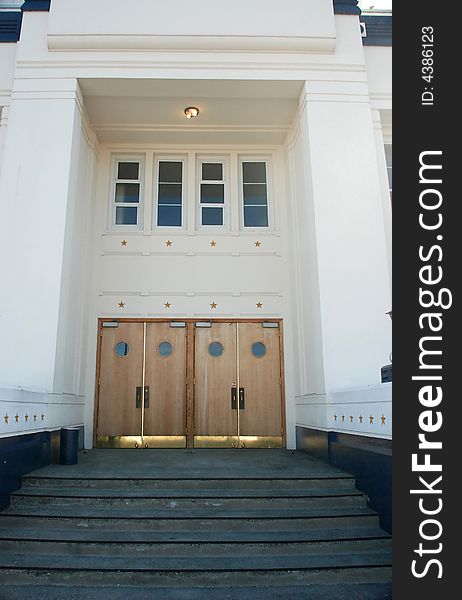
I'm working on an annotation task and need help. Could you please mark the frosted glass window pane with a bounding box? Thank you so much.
[159,162,182,183]
[158,205,182,226]
[243,184,267,206]
[115,182,140,203]
[202,163,223,181]
[117,162,139,180]
[158,183,182,205]
[244,206,268,227]
[116,206,138,225]
[202,207,223,226]
[243,162,266,183]
[201,184,224,204]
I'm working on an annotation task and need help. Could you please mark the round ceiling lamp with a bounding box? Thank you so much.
[184,106,199,119]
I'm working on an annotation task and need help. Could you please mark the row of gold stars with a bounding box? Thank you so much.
[4,414,45,424]
[121,240,263,248]
[334,414,387,426]
[118,301,264,309]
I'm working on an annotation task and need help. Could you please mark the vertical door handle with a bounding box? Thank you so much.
[231,387,237,409]
[239,387,245,410]
[144,386,149,408]
[135,386,142,408]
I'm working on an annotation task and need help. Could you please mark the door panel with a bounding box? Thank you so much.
[97,323,144,437]
[238,323,282,438]
[194,323,238,443]
[144,323,187,438]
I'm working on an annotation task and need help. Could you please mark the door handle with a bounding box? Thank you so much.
[239,387,245,410]
[231,387,237,409]
[136,386,149,408]
[144,386,149,408]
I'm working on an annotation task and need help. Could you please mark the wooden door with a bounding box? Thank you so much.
[238,323,283,447]
[144,322,187,446]
[194,322,238,447]
[97,322,144,442]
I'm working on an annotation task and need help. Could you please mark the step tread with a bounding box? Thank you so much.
[0,538,392,557]
[2,505,376,519]
[0,525,389,543]
[0,582,393,600]
[0,550,392,571]
[13,487,362,499]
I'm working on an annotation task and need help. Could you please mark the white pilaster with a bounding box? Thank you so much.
[0,78,83,393]
[298,79,392,393]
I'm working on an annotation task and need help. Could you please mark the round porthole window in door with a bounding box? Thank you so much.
[114,342,130,357]
[208,342,224,357]
[252,342,266,358]
[158,341,173,357]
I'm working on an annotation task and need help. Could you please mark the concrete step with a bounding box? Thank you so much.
[11,488,366,510]
[8,492,366,509]
[0,537,392,557]
[0,514,382,542]
[3,501,374,520]
[0,567,393,600]
[20,476,358,492]
[21,475,356,488]
[0,539,391,571]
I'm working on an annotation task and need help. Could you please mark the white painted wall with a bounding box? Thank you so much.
[0,7,392,446]
[47,0,336,52]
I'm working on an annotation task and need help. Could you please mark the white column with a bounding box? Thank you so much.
[0,79,83,393]
[299,80,392,391]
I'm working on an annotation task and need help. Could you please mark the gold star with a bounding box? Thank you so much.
[15,414,19,423]
[341,415,345,423]
[381,415,386,425]
[210,302,218,309]
[164,302,171,309]
[25,414,29,422]
[166,240,173,247]
[369,415,374,424]
[334,415,337,421]
[118,301,125,308]
[256,302,263,309]
[255,241,262,247]
[349,415,354,423]
[359,415,363,423]
[3,414,8,424]
[121,240,128,247]
[210,240,217,247]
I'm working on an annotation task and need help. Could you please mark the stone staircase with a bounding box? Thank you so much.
[0,450,391,599]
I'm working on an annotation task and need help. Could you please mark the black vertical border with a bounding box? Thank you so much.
[394,2,458,597]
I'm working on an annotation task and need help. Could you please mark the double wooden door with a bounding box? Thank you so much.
[95,320,284,448]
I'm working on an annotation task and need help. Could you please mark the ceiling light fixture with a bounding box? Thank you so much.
[184,106,199,119]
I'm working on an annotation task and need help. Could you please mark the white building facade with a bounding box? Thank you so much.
[0,1,391,459]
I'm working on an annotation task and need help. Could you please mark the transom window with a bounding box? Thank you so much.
[112,159,143,227]
[241,161,269,228]
[156,160,184,227]
[109,153,273,232]
[199,160,226,227]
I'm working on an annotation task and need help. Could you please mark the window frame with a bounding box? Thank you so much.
[154,155,187,230]
[239,156,272,230]
[196,156,229,230]
[110,155,145,230]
